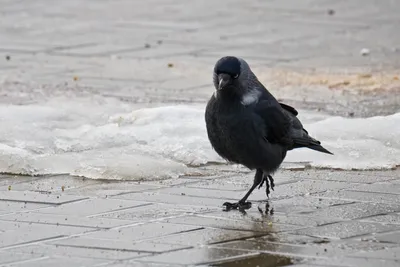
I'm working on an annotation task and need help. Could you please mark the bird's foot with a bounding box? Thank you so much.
[223,201,252,211]
[268,175,275,194]
[258,174,275,198]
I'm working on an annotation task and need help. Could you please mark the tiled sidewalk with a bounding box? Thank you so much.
[1,169,400,266]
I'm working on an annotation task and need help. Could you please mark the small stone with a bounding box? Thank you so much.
[5,55,11,61]
[360,48,370,56]
[73,76,79,81]
[327,9,335,15]
[157,40,163,44]
[61,186,65,192]
[167,63,174,68]
[348,112,355,117]
[8,185,11,191]
[144,43,151,48]
[358,73,372,78]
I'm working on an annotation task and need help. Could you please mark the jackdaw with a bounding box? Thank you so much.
[205,56,333,210]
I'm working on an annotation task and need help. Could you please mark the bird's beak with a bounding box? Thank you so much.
[218,73,231,90]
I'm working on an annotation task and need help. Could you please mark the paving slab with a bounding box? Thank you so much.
[0,200,51,213]
[352,246,400,260]
[292,221,400,239]
[4,243,149,261]
[112,191,233,208]
[0,212,133,229]
[48,237,190,253]
[294,170,400,184]
[2,256,109,267]
[83,222,203,242]
[200,209,340,227]
[306,257,400,267]
[360,213,400,225]
[367,231,400,244]
[132,247,261,266]
[95,203,216,222]
[148,228,265,246]
[150,186,246,200]
[0,191,88,205]
[259,233,323,245]
[164,215,304,233]
[34,198,149,216]
[104,263,185,267]
[65,182,161,198]
[0,175,100,193]
[254,196,353,215]
[213,237,399,260]
[265,180,354,199]
[0,175,43,187]
[0,221,95,248]
[213,239,341,259]
[349,183,400,195]
[314,190,400,205]
[129,177,208,188]
[300,202,400,220]
[0,251,43,265]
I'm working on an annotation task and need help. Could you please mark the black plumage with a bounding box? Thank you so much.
[205,56,333,210]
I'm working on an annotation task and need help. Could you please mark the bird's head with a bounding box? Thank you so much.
[213,56,257,97]
[212,56,268,105]
[213,56,243,91]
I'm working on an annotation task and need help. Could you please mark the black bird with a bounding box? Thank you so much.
[205,56,333,210]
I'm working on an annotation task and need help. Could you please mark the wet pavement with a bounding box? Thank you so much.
[1,0,400,266]
[2,169,400,266]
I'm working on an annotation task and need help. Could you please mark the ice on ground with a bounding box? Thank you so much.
[0,97,399,180]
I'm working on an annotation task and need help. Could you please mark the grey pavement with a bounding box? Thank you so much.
[2,169,400,266]
[1,0,400,266]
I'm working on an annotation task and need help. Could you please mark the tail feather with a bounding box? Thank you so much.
[292,136,334,155]
[306,144,333,155]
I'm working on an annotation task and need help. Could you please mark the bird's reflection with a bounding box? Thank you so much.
[205,201,295,267]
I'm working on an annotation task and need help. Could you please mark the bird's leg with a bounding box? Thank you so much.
[223,169,263,211]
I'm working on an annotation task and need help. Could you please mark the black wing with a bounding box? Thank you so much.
[279,102,309,134]
[254,100,293,146]
[279,102,298,116]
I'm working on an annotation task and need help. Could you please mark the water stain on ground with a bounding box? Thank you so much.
[212,253,294,267]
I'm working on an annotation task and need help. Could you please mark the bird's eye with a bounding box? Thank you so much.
[233,74,239,79]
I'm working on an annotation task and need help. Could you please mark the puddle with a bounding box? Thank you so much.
[212,253,294,267]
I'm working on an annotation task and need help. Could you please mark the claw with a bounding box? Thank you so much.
[268,175,275,191]
[266,180,270,198]
[258,174,274,198]
[223,202,238,211]
[223,201,252,211]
